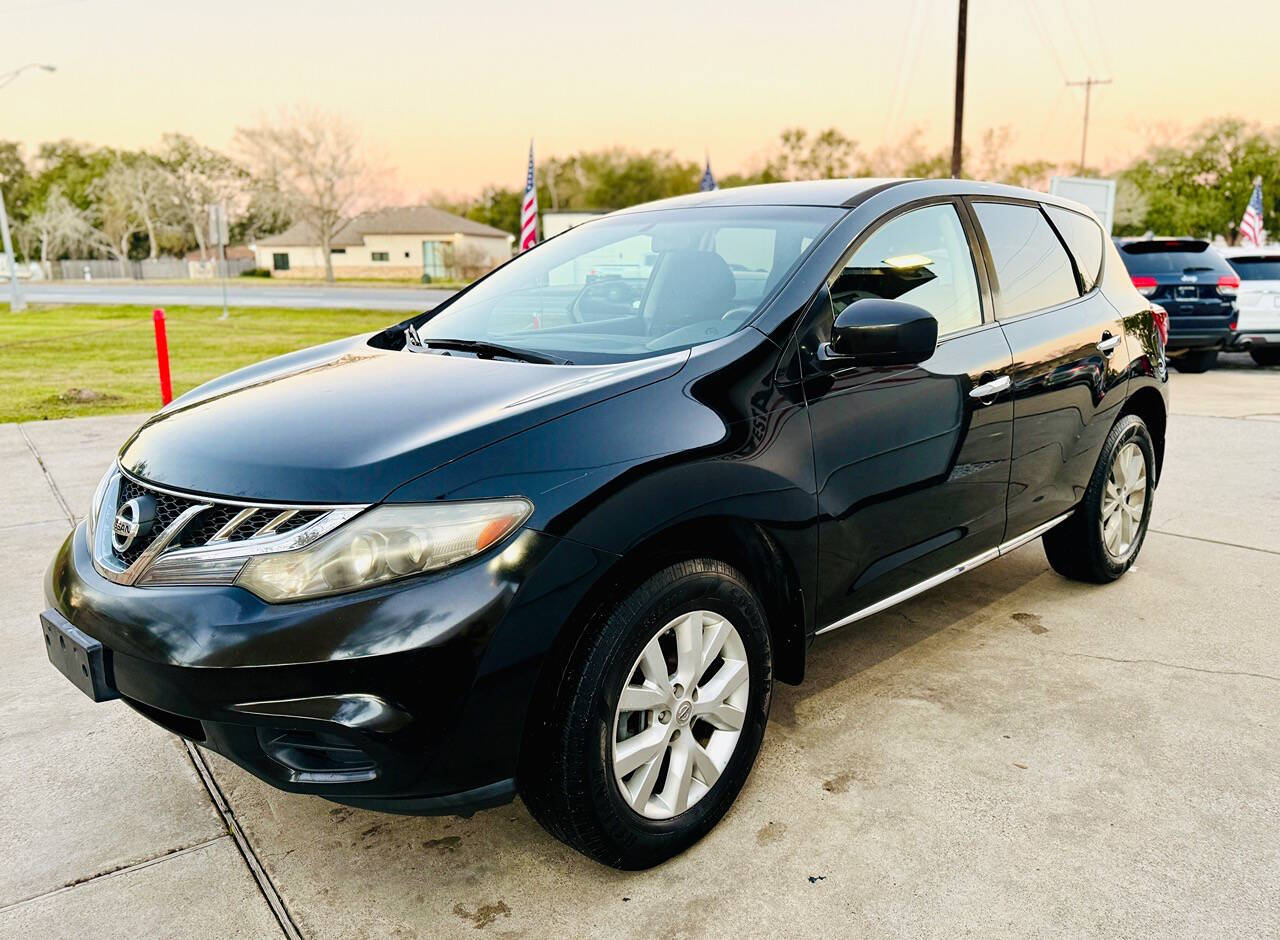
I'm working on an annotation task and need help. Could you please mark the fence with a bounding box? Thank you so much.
[48,258,258,280]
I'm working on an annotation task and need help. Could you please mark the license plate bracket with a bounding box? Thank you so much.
[40,609,119,702]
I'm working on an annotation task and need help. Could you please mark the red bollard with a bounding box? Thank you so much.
[153,308,173,406]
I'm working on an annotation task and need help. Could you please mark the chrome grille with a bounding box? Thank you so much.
[90,467,365,588]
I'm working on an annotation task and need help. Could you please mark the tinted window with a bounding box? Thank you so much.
[1224,257,1280,280]
[1117,243,1236,276]
[1045,206,1103,291]
[974,202,1079,317]
[831,203,982,336]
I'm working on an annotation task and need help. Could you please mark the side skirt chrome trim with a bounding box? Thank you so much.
[814,510,1074,637]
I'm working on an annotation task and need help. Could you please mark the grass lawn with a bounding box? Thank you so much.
[0,303,402,424]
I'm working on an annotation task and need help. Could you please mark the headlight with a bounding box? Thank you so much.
[235,499,532,602]
[85,465,115,542]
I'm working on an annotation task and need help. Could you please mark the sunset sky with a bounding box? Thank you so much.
[8,0,1280,199]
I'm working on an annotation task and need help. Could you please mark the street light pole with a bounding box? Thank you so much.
[0,189,24,312]
[0,63,54,312]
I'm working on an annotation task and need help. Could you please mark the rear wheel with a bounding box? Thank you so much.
[1173,349,1218,373]
[1043,414,1155,583]
[1250,347,1280,367]
[519,559,772,869]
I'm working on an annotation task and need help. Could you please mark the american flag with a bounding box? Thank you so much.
[1239,178,1264,247]
[520,141,538,252]
[700,156,717,192]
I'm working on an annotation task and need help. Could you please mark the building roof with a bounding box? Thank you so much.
[257,205,511,247]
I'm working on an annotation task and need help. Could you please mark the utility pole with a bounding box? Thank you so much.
[950,0,968,178]
[1067,76,1111,173]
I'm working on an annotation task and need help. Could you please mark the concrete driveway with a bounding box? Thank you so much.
[2,361,1278,937]
[12,281,457,312]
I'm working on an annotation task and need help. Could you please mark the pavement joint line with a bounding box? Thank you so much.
[184,741,302,940]
[1149,527,1280,557]
[1041,648,1280,685]
[15,424,77,528]
[1170,411,1280,421]
[0,836,229,914]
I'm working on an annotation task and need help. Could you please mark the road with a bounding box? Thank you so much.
[10,281,458,312]
[2,365,1278,937]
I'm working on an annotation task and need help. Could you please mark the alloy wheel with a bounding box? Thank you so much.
[611,610,750,820]
[1101,440,1147,559]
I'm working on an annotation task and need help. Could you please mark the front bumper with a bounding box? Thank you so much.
[44,520,615,814]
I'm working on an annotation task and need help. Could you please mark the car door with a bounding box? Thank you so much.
[968,199,1128,540]
[796,198,1015,632]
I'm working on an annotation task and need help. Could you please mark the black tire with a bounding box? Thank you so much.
[1173,349,1218,373]
[1043,414,1155,583]
[1250,347,1280,367]
[519,559,772,869]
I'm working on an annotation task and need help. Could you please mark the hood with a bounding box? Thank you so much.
[119,335,688,503]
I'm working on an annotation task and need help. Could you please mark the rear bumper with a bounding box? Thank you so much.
[1166,329,1230,351]
[44,520,615,815]
[1230,330,1280,348]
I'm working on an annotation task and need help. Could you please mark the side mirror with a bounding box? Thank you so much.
[822,298,939,367]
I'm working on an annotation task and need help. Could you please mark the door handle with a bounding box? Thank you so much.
[968,375,1010,400]
[1097,333,1121,355]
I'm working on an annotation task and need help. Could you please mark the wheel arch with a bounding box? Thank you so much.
[1118,385,1167,484]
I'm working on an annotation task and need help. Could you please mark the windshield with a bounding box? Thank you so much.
[411,205,840,363]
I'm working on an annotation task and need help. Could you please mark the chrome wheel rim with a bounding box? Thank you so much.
[1101,441,1147,559]
[610,610,749,820]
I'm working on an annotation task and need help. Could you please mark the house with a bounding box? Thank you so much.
[253,206,514,281]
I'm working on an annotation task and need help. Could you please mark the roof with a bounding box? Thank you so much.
[257,205,511,247]
[613,178,1096,217]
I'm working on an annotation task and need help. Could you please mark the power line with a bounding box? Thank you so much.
[1026,0,1070,82]
[1059,0,1098,76]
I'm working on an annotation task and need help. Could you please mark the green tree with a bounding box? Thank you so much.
[1117,118,1280,240]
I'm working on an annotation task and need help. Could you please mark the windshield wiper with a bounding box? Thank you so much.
[404,326,570,365]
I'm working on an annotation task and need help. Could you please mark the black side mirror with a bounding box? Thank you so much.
[822,298,939,367]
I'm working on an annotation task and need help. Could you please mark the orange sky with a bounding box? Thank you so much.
[7,0,1280,198]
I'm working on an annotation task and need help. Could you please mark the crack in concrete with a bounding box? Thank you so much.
[1149,528,1280,557]
[1045,648,1280,685]
[184,742,301,940]
[16,425,298,938]
[0,836,229,913]
[15,424,76,528]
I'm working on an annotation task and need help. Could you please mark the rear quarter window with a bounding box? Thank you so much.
[1045,206,1103,291]
[973,201,1080,317]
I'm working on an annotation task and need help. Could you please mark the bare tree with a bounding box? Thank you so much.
[235,110,375,282]
[20,187,95,274]
[91,165,147,275]
[158,134,245,261]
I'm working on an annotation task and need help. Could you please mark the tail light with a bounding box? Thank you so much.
[1132,275,1158,297]
[1150,303,1169,347]
[1217,274,1240,297]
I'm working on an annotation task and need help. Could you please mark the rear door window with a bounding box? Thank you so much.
[1045,206,1103,292]
[973,202,1080,317]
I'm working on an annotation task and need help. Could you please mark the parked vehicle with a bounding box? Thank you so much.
[1220,246,1280,366]
[1113,238,1239,372]
[41,179,1169,869]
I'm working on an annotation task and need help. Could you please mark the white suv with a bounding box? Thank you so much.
[1221,246,1280,366]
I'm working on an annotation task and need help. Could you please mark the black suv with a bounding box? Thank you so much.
[1114,238,1239,372]
[42,179,1168,869]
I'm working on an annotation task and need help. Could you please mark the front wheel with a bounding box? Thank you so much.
[1250,347,1280,367]
[1173,349,1218,373]
[1043,414,1155,583]
[520,559,772,869]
